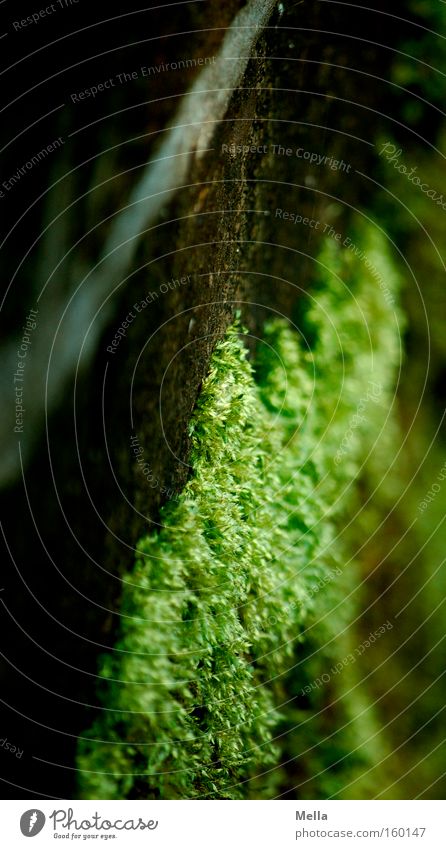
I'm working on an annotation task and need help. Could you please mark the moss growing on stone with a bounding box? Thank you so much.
[76,223,402,799]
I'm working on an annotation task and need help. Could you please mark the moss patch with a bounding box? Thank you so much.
[77,223,402,799]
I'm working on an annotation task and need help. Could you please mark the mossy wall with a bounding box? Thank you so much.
[1,0,444,803]
[77,223,402,799]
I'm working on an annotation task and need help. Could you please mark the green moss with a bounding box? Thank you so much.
[76,223,402,799]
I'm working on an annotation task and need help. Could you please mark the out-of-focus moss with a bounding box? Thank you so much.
[390,1,446,129]
[76,224,402,799]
